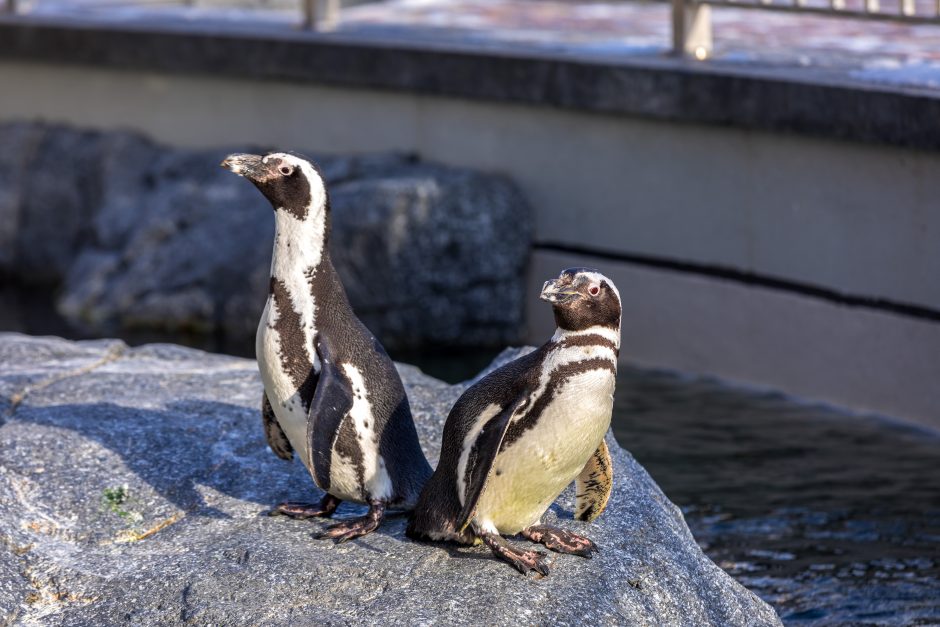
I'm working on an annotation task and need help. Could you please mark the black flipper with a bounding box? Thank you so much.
[262,391,294,461]
[456,394,528,533]
[306,336,354,491]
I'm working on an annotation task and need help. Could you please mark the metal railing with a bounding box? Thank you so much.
[2,0,939,53]
[0,0,341,26]
[673,0,940,57]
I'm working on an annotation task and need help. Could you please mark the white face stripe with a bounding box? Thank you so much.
[579,270,621,308]
[264,152,328,216]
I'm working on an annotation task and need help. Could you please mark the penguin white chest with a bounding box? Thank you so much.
[257,303,392,504]
[475,366,615,535]
[256,301,315,468]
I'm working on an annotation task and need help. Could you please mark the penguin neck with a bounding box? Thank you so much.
[550,325,621,351]
[269,206,329,285]
[266,205,349,334]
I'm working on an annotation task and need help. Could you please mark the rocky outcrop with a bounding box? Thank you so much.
[0,122,532,350]
[0,333,780,625]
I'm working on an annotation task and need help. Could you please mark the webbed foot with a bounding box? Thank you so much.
[521,524,598,558]
[316,500,385,543]
[481,532,552,576]
[269,493,341,519]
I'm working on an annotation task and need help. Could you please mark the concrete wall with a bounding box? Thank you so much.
[2,60,938,425]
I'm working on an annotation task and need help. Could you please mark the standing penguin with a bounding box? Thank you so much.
[222,152,432,542]
[407,268,620,575]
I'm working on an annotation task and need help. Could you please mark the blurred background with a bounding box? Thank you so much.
[0,1,938,623]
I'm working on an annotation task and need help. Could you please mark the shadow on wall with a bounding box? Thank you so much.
[0,122,532,353]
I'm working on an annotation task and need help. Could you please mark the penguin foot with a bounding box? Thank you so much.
[317,500,385,543]
[521,525,598,558]
[481,532,552,577]
[269,493,341,519]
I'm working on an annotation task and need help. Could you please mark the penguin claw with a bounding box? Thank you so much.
[315,500,385,543]
[521,525,598,559]
[316,517,379,543]
[269,494,341,519]
[481,532,553,577]
[505,548,552,577]
[269,502,331,519]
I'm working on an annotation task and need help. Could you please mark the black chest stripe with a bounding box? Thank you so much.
[271,276,319,409]
[558,334,620,357]
[500,357,616,450]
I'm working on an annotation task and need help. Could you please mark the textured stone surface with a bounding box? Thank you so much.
[0,122,531,350]
[0,333,780,625]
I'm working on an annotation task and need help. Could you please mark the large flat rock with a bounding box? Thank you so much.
[0,333,780,625]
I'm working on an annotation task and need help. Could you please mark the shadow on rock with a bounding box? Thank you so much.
[4,399,328,524]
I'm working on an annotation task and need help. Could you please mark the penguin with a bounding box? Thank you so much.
[407,267,620,575]
[221,151,432,542]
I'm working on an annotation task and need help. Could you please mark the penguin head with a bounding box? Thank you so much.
[540,268,621,331]
[221,152,327,221]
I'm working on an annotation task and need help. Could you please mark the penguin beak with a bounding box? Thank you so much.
[540,280,578,304]
[221,153,264,180]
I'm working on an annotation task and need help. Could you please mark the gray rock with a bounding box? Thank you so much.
[0,122,531,350]
[330,171,529,348]
[0,333,780,626]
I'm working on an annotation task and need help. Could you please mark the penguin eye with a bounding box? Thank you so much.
[589,285,600,296]
[279,165,293,176]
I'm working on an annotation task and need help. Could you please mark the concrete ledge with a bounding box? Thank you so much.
[527,250,940,427]
[2,17,940,151]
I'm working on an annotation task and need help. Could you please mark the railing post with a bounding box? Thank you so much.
[301,0,340,30]
[302,0,316,29]
[322,0,340,28]
[672,0,713,59]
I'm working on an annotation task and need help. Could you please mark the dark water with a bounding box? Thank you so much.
[2,286,938,624]
[612,367,940,626]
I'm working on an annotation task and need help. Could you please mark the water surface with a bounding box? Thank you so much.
[612,367,940,626]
